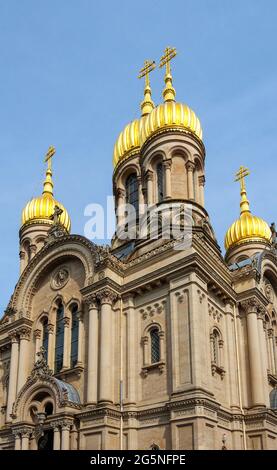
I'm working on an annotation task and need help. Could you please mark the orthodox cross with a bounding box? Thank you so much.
[159,46,177,74]
[234,165,250,192]
[138,60,156,87]
[45,146,55,171]
[50,204,63,225]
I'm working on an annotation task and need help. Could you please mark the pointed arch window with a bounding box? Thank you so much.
[150,328,160,364]
[70,304,79,368]
[54,301,64,373]
[126,173,138,214]
[156,162,164,203]
[211,329,220,365]
[42,318,49,363]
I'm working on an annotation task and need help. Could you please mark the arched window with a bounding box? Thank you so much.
[126,173,138,214]
[54,301,64,373]
[156,162,164,202]
[151,328,160,364]
[211,329,220,365]
[70,304,79,368]
[42,318,49,362]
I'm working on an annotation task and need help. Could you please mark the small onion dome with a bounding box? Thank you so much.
[21,149,71,232]
[224,175,270,251]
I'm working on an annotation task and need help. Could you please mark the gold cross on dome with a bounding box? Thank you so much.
[44,146,56,171]
[159,46,177,74]
[235,165,250,192]
[138,60,156,87]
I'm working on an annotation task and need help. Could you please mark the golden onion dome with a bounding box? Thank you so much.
[140,101,202,146]
[224,167,271,251]
[21,147,71,232]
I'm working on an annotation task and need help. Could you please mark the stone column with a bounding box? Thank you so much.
[198,175,205,207]
[21,429,31,450]
[29,244,37,260]
[186,161,195,200]
[61,421,71,450]
[19,250,26,275]
[47,323,55,370]
[257,311,270,407]
[13,431,21,450]
[34,329,42,358]
[225,301,240,410]
[6,332,19,422]
[268,329,276,374]
[98,288,117,404]
[146,171,153,206]
[159,331,165,362]
[142,336,149,366]
[243,299,265,407]
[137,176,144,215]
[163,160,172,200]
[116,188,125,230]
[51,423,61,450]
[77,312,84,365]
[84,295,99,404]
[17,327,31,394]
[123,294,137,405]
[62,316,71,370]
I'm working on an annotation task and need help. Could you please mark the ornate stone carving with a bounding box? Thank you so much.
[241,298,264,315]
[47,323,54,334]
[63,316,70,327]
[96,288,117,305]
[8,330,18,343]
[18,327,31,341]
[84,293,98,309]
[185,161,195,171]
[30,347,53,380]
[34,329,41,339]
[51,267,69,290]
[198,175,205,186]
[265,283,273,303]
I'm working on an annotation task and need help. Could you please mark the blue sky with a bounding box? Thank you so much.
[0,0,277,313]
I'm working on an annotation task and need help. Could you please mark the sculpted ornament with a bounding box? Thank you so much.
[51,267,69,290]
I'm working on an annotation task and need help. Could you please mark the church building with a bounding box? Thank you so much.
[0,48,277,450]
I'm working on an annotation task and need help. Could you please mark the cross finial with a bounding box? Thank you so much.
[138,60,156,116]
[234,165,250,192]
[159,47,177,75]
[138,60,156,87]
[234,166,251,215]
[159,47,177,102]
[45,146,55,171]
[43,146,55,196]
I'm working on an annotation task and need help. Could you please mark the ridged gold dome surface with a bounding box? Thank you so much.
[225,212,271,250]
[113,118,141,168]
[22,194,71,232]
[140,101,203,146]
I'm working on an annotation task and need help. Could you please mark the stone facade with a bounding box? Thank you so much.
[1,83,277,451]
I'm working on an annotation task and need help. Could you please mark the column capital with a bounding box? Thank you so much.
[198,175,205,186]
[8,330,19,343]
[13,426,33,437]
[34,329,41,339]
[47,323,54,334]
[29,244,37,254]
[50,420,62,430]
[241,298,262,314]
[63,316,70,327]
[61,419,73,430]
[84,293,98,309]
[268,328,274,338]
[97,288,118,305]
[116,187,125,198]
[186,161,195,172]
[19,250,25,260]
[17,327,32,341]
[145,170,154,181]
[163,159,172,170]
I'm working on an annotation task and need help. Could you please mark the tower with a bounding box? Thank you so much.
[112,48,214,251]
